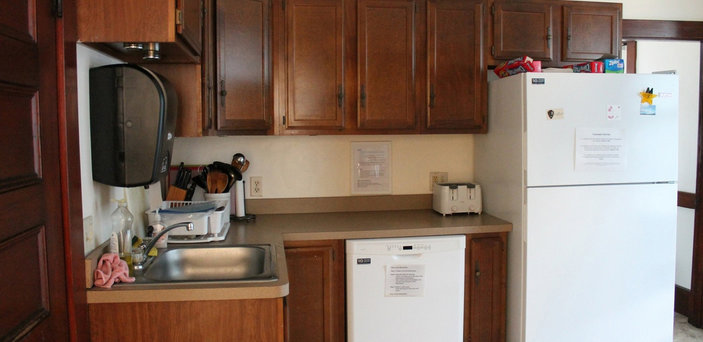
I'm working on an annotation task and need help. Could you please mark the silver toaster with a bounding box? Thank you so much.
[433,183,482,216]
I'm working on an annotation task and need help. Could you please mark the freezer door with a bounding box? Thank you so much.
[525,183,676,342]
[523,73,678,186]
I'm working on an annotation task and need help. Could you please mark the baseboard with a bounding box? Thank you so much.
[675,285,691,316]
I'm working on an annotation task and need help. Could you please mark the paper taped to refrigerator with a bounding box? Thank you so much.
[575,127,627,171]
[385,264,425,297]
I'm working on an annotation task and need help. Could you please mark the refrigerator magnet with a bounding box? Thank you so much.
[546,108,564,120]
[607,105,622,120]
[639,88,657,115]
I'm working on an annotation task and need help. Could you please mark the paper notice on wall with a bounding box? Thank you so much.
[575,127,627,172]
[385,265,425,297]
[351,141,391,195]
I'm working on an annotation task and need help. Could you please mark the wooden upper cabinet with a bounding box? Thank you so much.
[282,0,345,131]
[178,0,204,53]
[491,2,554,62]
[357,0,418,130]
[77,0,204,61]
[427,0,486,132]
[216,0,273,133]
[562,3,621,62]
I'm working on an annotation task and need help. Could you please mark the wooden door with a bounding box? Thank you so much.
[357,0,417,130]
[284,240,345,342]
[562,3,621,62]
[216,0,273,132]
[465,234,507,342]
[282,0,345,131]
[177,0,204,55]
[427,0,486,132]
[0,0,70,340]
[491,2,554,62]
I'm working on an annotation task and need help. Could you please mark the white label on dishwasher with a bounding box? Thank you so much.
[385,264,425,297]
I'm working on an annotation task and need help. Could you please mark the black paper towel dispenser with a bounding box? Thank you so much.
[89,64,178,187]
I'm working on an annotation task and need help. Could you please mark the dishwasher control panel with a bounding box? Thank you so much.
[386,243,431,252]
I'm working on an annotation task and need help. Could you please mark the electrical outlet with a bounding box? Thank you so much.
[429,172,448,191]
[83,216,94,243]
[250,176,263,197]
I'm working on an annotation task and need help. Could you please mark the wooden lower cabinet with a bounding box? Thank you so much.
[284,239,346,342]
[88,298,284,341]
[465,233,507,342]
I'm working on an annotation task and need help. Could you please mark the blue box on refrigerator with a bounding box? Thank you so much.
[604,59,624,73]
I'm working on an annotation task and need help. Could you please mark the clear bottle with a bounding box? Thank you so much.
[152,211,168,249]
[111,198,134,264]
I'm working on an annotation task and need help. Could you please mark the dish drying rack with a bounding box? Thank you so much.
[146,201,230,243]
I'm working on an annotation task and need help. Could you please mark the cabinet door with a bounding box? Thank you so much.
[357,0,417,130]
[284,240,345,342]
[491,2,554,62]
[177,0,203,55]
[466,234,507,342]
[427,0,485,132]
[562,3,621,62]
[216,0,273,132]
[283,0,345,130]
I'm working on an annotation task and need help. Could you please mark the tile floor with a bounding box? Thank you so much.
[674,313,703,342]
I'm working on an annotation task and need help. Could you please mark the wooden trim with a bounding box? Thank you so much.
[676,285,692,317]
[61,0,90,340]
[246,194,432,214]
[624,40,636,74]
[623,20,703,40]
[680,191,697,209]
[691,41,703,327]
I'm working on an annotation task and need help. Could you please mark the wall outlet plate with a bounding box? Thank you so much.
[429,172,448,191]
[250,176,263,197]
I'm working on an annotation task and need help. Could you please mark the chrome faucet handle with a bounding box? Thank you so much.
[133,221,194,271]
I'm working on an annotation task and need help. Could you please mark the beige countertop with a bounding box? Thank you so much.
[86,209,511,304]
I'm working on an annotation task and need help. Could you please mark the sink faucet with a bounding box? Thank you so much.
[132,221,194,271]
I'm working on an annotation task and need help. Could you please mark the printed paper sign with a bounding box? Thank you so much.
[575,127,627,172]
[385,265,425,297]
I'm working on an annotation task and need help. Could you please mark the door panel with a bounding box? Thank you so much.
[525,184,676,342]
[0,0,68,340]
[285,0,345,130]
[492,2,553,61]
[216,0,273,131]
[427,0,485,131]
[562,4,621,61]
[357,0,416,130]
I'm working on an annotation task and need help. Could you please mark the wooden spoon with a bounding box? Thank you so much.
[207,171,229,193]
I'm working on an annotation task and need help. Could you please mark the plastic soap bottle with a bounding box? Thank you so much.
[111,198,134,263]
[152,211,168,249]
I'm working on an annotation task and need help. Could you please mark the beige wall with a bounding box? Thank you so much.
[173,135,474,198]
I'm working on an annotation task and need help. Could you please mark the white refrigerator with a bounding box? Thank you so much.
[475,73,678,342]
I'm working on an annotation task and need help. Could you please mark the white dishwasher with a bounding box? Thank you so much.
[346,235,465,342]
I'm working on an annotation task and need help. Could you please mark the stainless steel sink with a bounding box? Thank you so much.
[139,245,277,283]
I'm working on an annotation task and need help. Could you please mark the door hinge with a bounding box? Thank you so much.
[176,8,183,25]
[491,45,496,57]
[491,3,495,16]
[53,0,63,18]
[414,1,418,13]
